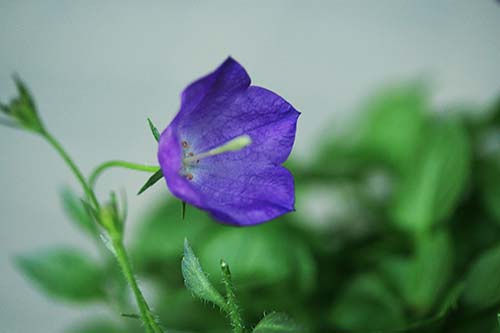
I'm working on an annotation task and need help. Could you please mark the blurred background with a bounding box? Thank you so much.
[1,1,500,332]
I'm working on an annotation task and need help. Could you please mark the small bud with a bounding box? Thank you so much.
[0,76,45,134]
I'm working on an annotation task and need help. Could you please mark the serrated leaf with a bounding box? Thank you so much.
[15,247,105,302]
[253,312,300,333]
[148,117,160,142]
[182,239,226,309]
[463,243,500,309]
[60,187,97,236]
[137,169,164,195]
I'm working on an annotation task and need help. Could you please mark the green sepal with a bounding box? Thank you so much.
[148,117,160,142]
[137,169,164,195]
[1,75,45,133]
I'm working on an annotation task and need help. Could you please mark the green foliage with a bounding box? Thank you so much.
[463,243,500,310]
[391,119,471,232]
[253,312,300,333]
[0,76,45,133]
[9,80,500,333]
[60,187,98,236]
[181,239,226,309]
[15,247,105,302]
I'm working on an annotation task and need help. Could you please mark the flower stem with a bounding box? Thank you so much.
[43,131,100,209]
[42,131,163,332]
[89,160,159,188]
[111,235,163,333]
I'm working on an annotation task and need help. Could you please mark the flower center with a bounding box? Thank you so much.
[180,135,252,180]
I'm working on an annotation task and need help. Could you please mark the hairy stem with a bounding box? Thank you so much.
[89,160,159,188]
[221,260,244,333]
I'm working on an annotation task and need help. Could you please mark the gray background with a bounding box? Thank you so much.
[1,1,500,332]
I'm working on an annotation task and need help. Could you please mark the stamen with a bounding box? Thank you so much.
[181,140,189,149]
[185,173,193,180]
[183,135,252,164]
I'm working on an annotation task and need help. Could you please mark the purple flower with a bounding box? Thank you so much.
[157,57,299,226]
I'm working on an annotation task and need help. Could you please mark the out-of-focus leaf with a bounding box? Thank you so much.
[380,231,453,314]
[15,247,105,302]
[357,83,428,170]
[463,243,500,309]
[407,230,453,313]
[132,198,214,269]
[65,318,124,333]
[479,161,500,225]
[182,239,226,309]
[199,223,315,292]
[328,273,406,331]
[253,312,300,333]
[60,187,97,236]
[391,119,471,232]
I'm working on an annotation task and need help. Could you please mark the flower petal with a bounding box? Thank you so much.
[193,165,295,226]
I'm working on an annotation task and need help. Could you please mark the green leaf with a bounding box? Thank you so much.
[199,223,312,290]
[132,198,213,268]
[182,239,226,309]
[391,119,471,232]
[463,243,500,309]
[65,318,124,333]
[15,247,105,302]
[60,187,97,236]
[137,169,164,195]
[148,117,160,142]
[253,312,300,333]
[357,82,428,170]
[328,273,406,331]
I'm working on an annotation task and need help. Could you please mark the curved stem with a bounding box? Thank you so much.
[44,132,100,209]
[89,160,159,188]
[42,132,162,332]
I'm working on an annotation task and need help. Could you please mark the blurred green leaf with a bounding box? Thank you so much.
[463,243,500,310]
[253,312,300,333]
[391,119,471,232]
[15,247,105,302]
[182,239,226,309]
[60,187,97,236]
[137,169,164,195]
[407,230,453,313]
[357,82,428,170]
[132,198,213,268]
[199,223,315,292]
[329,273,406,331]
[65,318,124,333]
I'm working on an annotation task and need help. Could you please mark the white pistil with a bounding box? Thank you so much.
[183,134,252,164]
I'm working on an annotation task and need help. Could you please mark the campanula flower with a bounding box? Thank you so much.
[158,57,299,226]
